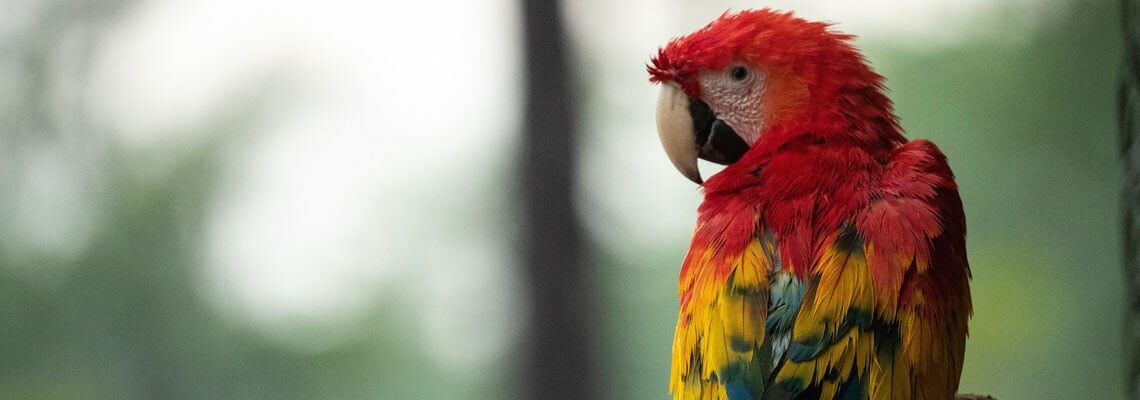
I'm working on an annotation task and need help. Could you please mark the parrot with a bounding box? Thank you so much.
[647,9,971,400]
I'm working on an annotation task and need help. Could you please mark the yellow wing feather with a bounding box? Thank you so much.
[671,236,774,400]
[766,226,970,400]
[774,235,876,398]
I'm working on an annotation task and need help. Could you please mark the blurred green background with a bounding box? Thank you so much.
[0,0,1122,399]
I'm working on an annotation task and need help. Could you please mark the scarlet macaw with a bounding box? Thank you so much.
[648,9,971,400]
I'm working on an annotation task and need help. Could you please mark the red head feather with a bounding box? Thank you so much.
[648,9,904,147]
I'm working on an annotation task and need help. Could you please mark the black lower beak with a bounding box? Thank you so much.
[688,99,749,165]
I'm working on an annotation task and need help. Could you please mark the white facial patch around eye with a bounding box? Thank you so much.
[697,68,766,145]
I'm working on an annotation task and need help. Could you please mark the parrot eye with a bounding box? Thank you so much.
[730,66,748,82]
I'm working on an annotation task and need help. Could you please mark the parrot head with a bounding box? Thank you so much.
[649,9,894,184]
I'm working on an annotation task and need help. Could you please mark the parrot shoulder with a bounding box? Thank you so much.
[768,139,971,400]
[858,138,972,400]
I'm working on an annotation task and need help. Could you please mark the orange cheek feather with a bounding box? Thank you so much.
[759,67,810,128]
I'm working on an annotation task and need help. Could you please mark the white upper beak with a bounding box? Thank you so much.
[655,83,702,184]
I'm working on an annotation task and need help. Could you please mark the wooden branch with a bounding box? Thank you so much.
[956,395,996,400]
[1125,0,1140,398]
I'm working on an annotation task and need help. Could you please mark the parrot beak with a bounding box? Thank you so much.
[656,83,703,184]
[655,83,750,184]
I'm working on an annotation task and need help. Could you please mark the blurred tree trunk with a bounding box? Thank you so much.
[517,1,602,400]
[1123,0,1140,397]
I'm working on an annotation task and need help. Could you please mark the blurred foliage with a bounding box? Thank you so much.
[0,0,1126,399]
[0,1,510,399]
